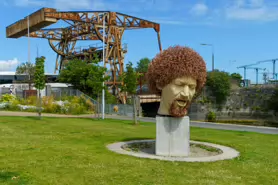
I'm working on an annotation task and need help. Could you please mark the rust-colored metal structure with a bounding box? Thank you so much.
[6,8,162,103]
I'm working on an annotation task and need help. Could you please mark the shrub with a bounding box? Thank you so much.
[10,98,20,107]
[42,96,55,113]
[197,97,210,105]
[214,119,277,128]
[113,105,119,113]
[263,120,278,127]
[17,97,28,105]
[216,120,256,124]
[85,99,95,112]
[206,111,216,122]
[3,103,20,111]
[1,94,94,115]
[66,103,87,115]
[26,95,37,105]
[78,95,96,113]
[106,93,118,104]
[0,94,16,102]
[252,106,261,111]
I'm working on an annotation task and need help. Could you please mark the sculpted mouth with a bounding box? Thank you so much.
[176,99,188,107]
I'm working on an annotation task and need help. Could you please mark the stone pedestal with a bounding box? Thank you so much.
[155,116,190,157]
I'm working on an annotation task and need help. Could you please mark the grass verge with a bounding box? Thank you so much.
[0,116,277,185]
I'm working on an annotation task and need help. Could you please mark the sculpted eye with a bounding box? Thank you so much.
[175,83,183,86]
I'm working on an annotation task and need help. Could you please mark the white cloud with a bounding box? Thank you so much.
[226,0,278,21]
[190,3,208,16]
[0,58,20,72]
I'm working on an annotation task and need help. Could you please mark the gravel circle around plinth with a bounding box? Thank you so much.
[106,140,240,162]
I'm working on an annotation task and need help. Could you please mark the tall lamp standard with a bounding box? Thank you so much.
[200,43,214,71]
[102,13,106,120]
[27,15,31,82]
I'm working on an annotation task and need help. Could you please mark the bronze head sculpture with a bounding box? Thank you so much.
[146,45,207,117]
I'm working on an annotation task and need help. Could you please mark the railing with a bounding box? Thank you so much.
[76,89,98,105]
[70,42,128,56]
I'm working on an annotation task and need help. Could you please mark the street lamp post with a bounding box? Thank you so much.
[27,15,31,83]
[102,13,106,120]
[200,43,214,71]
[27,16,30,63]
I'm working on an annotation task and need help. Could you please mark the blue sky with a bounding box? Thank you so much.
[1,0,278,83]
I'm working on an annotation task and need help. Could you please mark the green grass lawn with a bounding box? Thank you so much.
[0,116,277,185]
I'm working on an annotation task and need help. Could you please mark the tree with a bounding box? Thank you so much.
[135,58,151,91]
[58,57,108,99]
[120,62,140,124]
[206,70,231,110]
[230,73,242,81]
[135,57,151,73]
[34,56,46,119]
[121,62,139,94]
[230,73,242,86]
[16,62,36,90]
[105,91,118,104]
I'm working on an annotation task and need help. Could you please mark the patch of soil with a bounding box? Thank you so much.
[122,141,222,157]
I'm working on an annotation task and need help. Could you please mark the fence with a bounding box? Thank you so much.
[51,88,82,99]
[104,104,134,116]
[0,87,10,97]
[1,85,135,117]
[50,88,136,116]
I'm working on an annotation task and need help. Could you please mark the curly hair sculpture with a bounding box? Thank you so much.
[146,45,207,99]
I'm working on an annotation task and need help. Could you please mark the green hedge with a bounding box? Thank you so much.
[214,119,278,128]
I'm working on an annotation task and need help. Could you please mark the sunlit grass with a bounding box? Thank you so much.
[0,116,277,185]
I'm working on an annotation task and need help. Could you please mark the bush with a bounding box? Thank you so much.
[206,111,216,122]
[85,99,95,112]
[0,94,96,115]
[42,96,57,113]
[252,106,261,111]
[263,121,278,127]
[106,92,118,104]
[0,94,16,102]
[67,103,87,115]
[26,96,37,106]
[3,103,20,111]
[197,97,210,105]
[113,105,119,113]
[216,120,256,124]
[213,119,278,128]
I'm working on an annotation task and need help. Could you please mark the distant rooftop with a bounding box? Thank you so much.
[0,83,72,88]
[0,71,57,75]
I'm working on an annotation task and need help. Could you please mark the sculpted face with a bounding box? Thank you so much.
[157,76,197,117]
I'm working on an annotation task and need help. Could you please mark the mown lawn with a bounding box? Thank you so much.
[0,116,277,185]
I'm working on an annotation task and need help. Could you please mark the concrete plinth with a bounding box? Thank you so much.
[155,116,190,157]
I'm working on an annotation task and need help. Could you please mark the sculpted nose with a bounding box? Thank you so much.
[180,86,189,99]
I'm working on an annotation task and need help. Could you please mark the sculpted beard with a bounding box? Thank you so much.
[169,100,189,117]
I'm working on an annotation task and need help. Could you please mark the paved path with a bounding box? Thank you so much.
[1,111,277,135]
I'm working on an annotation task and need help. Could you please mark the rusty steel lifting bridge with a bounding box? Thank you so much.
[6,8,162,103]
